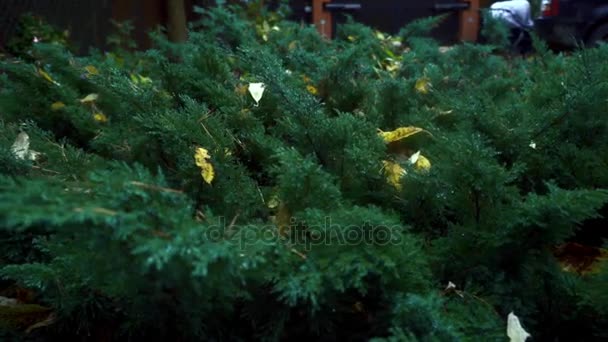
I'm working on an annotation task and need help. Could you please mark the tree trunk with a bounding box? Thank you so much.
[167,0,187,43]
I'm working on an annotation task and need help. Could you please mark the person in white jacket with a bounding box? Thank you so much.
[489,0,534,54]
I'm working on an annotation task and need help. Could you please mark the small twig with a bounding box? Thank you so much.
[197,110,213,123]
[531,111,571,140]
[129,181,183,194]
[256,185,266,206]
[31,166,61,174]
[73,207,118,216]
[224,212,241,237]
[195,210,206,222]
[200,121,219,147]
[443,285,501,318]
[45,138,68,162]
[290,248,307,260]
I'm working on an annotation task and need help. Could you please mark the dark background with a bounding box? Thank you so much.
[0,0,464,54]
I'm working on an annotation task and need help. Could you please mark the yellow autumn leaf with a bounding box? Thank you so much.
[306,84,318,95]
[194,147,214,184]
[37,68,60,86]
[93,112,108,123]
[415,77,431,94]
[195,147,210,161]
[382,160,406,190]
[80,93,99,104]
[51,101,66,111]
[378,126,429,143]
[84,65,99,75]
[409,151,431,172]
[415,154,431,171]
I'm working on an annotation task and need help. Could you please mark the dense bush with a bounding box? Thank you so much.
[1,2,607,341]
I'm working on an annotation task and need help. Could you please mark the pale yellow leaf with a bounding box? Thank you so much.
[507,312,531,342]
[248,83,265,105]
[11,132,30,160]
[267,196,279,209]
[84,65,99,75]
[80,93,99,104]
[11,132,40,161]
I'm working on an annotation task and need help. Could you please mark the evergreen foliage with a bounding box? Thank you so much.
[1,1,607,340]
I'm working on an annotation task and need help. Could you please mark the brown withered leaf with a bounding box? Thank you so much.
[553,242,608,275]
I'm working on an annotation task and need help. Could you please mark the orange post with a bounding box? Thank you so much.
[459,0,480,42]
[312,0,333,39]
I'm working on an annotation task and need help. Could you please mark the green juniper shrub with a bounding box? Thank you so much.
[1,1,607,341]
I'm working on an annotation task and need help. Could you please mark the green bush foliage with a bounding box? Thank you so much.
[1,2,607,341]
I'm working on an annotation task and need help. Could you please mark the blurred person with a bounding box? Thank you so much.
[489,0,534,54]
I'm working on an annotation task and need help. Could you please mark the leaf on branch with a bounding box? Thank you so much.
[80,93,99,104]
[415,77,431,94]
[382,160,406,190]
[507,312,531,342]
[378,126,430,143]
[248,83,265,106]
[84,65,99,76]
[50,101,66,111]
[306,84,318,95]
[11,132,41,161]
[194,147,214,184]
[93,112,108,123]
[37,68,60,86]
[409,151,431,172]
